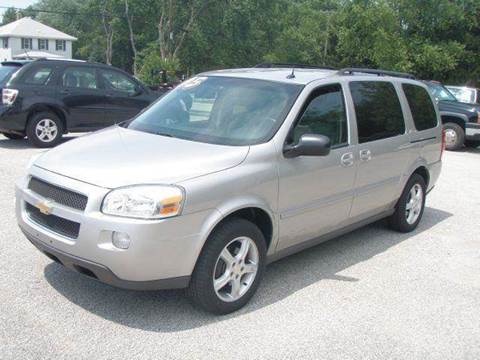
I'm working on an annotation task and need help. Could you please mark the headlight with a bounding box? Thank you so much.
[101,185,184,219]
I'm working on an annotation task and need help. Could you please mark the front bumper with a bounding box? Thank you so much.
[16,166,217,290]
[466,123,480,141]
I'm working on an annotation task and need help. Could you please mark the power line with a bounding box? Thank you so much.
[0,5,115,19]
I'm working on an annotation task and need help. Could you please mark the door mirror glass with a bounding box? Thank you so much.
[283,133,331,158]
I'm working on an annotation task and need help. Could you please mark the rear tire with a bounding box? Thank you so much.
[443,122,464,151]
[388,174,426,233]
[26,112,64,148]
[1,132,25,140]
[187,218,267,315]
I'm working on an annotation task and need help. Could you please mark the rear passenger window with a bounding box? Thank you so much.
[350,81,405,143]
[402,84,437,130]
[23,66,54,85]
[291,84,348,147]
[62,67,98,89]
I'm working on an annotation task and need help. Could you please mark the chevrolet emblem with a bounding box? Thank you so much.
[36,199,54,215]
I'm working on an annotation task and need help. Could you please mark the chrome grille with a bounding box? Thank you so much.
[28,177,88,211]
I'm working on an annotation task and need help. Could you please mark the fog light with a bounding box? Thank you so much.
[112,232,130,249]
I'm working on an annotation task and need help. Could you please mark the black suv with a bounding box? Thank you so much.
[424,81,480,150]
[0,59,165,147]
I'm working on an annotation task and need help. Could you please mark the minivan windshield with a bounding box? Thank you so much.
[125,76,303,145]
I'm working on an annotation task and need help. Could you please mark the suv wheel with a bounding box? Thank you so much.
[26,112,64,148]
[187,218,267,315]
[1,133,25,140]
[443,123,464,151]
[388,174,426,233]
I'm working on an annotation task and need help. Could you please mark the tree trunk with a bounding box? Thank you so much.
[102,1,114,65]
[124,0,138,75]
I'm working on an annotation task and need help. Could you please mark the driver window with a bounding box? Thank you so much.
[101,69,137,95]
[292,84,348,147]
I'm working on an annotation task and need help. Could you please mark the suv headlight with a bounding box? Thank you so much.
[101,185,184,219]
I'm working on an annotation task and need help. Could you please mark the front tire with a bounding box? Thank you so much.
[187,218,267,315]
[26,112,64,148]
[1,132,25,140]
[443,122,465,151]
[388,174,426,233]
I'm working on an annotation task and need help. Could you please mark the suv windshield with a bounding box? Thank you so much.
[428,83,457,101]
[125,76,303,146]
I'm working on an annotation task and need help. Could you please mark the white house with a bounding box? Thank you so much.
[0,17,77,61]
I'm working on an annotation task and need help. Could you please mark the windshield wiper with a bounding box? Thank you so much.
[153,131,174,138]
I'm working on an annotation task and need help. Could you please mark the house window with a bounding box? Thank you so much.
[21,38,33,50]
[56,40,66,51]
[38,39,49,50]
[0,38,8,49]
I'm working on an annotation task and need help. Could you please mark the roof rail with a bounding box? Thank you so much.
[338,67,415,80]
[255,63,337,70]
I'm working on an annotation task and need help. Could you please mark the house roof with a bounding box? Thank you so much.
[0,17,77,41]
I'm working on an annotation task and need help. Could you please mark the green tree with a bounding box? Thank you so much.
[1,7,17,25]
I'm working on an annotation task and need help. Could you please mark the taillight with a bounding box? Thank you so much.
[440,129,446,159]
[477,111,480,124]
[2,88,18,106]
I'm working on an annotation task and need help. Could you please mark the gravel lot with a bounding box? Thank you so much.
[1,134,479,360]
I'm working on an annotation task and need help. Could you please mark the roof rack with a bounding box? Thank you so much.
[338,67,415,80]
[255,63,337,70]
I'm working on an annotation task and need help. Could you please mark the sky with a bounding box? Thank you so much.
[0,1,37,20]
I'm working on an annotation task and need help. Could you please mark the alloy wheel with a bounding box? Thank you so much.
[405,183,423,225]
[35,119,58,143]
[213,236,259,302]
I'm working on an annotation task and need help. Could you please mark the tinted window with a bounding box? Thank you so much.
[350,81,405,143]
[23,66,54,85]
[0,65,19,84]
[62,67,97,89]
[402,84,437,131]
[101,69,137,95]
[291,84,348,147]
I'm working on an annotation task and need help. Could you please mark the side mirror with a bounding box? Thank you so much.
[283,134,331,158]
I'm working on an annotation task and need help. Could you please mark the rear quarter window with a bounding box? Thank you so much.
[22,66,54,86]
[402,84,438,131]
[349,81,405,143]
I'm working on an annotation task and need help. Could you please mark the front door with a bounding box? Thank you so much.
[277,83,357,251]
[348,80,412,219]
[60,66,106,130]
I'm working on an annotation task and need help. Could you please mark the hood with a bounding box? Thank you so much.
[438,100,480,116]
[34,127,249,188]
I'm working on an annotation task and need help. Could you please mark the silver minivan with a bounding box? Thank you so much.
[16,66,443,314]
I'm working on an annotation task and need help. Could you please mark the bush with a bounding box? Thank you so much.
[137,45,181,86]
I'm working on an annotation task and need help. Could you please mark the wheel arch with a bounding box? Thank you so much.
[26,104,67,133]
[191,200,277,276]
[440,112,468,130]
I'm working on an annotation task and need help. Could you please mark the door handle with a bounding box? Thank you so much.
[359,149,372,162]
[341,152,354,167]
